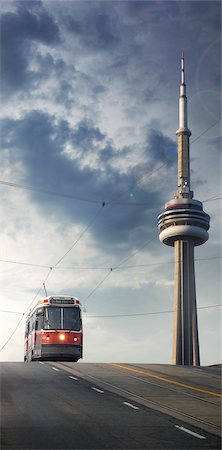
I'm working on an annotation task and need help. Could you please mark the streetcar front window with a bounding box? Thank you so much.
[64,307,81,331]
[44,307,81,330]
[44,307,61,330]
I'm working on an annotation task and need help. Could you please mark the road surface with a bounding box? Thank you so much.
[0,362,221,449]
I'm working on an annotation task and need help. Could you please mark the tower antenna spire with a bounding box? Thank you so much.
[176,50,191,197]
[181,50,185,85]
[158,53,210,366]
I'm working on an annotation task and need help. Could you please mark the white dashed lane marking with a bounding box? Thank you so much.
[123,401,139,410]
[175,425,206,439]
[52,367,59,372]
[91,387,104,394]
[69,375,79,381]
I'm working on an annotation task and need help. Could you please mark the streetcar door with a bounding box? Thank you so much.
[24,321,29,361]
[35,308,44,356]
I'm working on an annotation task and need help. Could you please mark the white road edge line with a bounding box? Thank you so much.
[69,375,78,381]
[39,362,44,365]
[91,387,104,394]
[175,425,206,439]
[52,367,59,371]
[123,401,139,410]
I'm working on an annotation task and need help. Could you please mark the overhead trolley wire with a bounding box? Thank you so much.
[83,269,113,305]
[83,234,158,305]
[1,303,221,319]
[0,259,50,269]
[0,255,220,271]
[190,118,221,145]
[0,268,52,353]
[84,304,222,319]
[202,193,222,203]
[107,163,168,206]
[0,180,102,204]
[0,315,25,353]
[52,203,105,269]
[112,235,157,270]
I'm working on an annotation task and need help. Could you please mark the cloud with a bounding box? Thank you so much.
[145,128,177,167]
[0,2,60,96]
[66,11,120,51]
[1,109,175,255]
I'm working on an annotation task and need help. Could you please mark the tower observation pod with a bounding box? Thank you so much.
[157,52,210,366]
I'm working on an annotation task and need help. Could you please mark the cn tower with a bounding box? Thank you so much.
[158,52,210,366]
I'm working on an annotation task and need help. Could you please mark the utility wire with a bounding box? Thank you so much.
[190,118,221,145]
[107,195,222,207]
[112,256,222,270]
[0,180,102,204]
[0,315,25,353]
[82,235,158,305]
[108,163,168,206]
[83,269,113,305]
[0,259,50,269]
[0,268,52,353]
[0,256,220,271]
[202,193,222,203]
[112,235,158,270]
[84,304,222,319]
[52,204,105,269]
[1,303,221,318]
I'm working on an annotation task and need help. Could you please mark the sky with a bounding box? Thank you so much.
[0,0,221,365]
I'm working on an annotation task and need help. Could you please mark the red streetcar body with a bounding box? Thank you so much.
[24,295,83,362]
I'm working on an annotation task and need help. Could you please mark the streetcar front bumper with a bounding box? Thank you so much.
[39,344,82,361]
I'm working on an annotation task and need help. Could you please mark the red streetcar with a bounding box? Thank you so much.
[24,295,83,362]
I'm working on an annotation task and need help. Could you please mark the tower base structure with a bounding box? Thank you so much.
[173,240,200,366]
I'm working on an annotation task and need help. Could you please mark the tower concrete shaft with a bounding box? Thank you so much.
[157,52,210,366]
[173,240,200,365]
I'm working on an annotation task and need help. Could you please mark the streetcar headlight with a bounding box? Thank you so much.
[73,337,78,342]
[59,333,65,341]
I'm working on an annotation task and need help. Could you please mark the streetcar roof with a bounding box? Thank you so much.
[26,295,81,319]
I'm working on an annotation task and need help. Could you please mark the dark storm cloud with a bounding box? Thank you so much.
[0,3,60,95]
[126,0,177,23]
[66,9,120,51]
[179,1,221,38]
[1,110,173,254]
[145,129,177,167]
[70,120,105,151]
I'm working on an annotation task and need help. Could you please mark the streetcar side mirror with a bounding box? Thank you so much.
[35,321,38,331]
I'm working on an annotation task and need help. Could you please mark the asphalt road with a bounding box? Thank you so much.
[0,362,221,449]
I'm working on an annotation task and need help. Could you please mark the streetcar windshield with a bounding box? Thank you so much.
[44,307,81,331]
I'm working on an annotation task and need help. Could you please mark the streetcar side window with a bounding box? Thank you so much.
[25,321,30,337]
[36,314,44,330]
[31,314,36,331]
